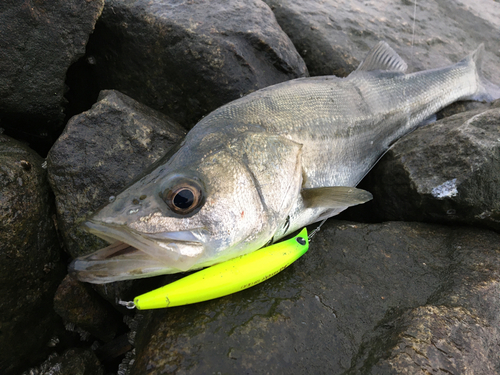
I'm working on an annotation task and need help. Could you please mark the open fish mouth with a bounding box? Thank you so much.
[69,221,208,284]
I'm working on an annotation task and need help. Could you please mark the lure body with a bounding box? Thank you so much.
[133,228,309,309]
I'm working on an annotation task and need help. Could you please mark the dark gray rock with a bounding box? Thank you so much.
[79,0,308,128]
[345,103,500,232]
[53,275,120,342]
[47,90,186,305]
[263,0,500,80]
[47,90,186,259]
[0,135,65,375]
[0,0,104,154]
[22,348,105,375]
[349,226,500,373]
[129,221,500,374]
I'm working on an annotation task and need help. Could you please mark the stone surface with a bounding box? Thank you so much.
[47,90,186,260]
[75,0,308,128]
[349,227,500,373]
[130,221,500,374]
[22,348,105,375]
[344,103,500,231]
[47,90,186,305]
[0,0,104,155]
[263,0,500,80]
[0,135,65,375]
[53,275,120,342]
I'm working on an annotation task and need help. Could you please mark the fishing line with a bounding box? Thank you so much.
[410,0,417,71]
[308,218,328,241]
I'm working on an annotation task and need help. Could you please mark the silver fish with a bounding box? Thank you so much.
[71,42,499,283]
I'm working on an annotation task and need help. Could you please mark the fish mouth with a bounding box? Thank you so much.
[69,221,208,284]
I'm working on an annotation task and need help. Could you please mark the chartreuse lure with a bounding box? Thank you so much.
[124,228,309,310]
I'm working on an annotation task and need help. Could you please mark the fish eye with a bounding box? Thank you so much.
[161,179,204,215]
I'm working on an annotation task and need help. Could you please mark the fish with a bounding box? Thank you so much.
[70,42,500,283]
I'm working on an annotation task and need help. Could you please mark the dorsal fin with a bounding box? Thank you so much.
[354,41,408,73]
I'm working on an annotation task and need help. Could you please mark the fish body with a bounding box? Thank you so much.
[71,42,499,283]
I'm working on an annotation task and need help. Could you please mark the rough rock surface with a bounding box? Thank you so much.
[47,90,186,260]
[263,0,500,80]
[76,0,308,128]
[0,0,104,154]
[0,135,65,375]
[344,102,500,231]
[130,221,500,374]
[22,348,105,375]
[53,275,120,342]
[349,225,500,374]
[47,90,186,304]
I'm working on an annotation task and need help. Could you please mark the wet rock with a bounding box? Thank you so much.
[53,275,120,342]
[77,0,308,128]
[47,90,186,259]
[349,227,500,373]
[436,100,492,120]
[263,0,500,80]
[346,104,500,231]
[0,135,65,375]
[0,0,104,155]
[47,90,186,304]
[130,221,500,374]
[23,348,105,375]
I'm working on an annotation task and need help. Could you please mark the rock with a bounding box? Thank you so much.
[74,0,308,129]
[22,348,105,375]
[0,135,65,375]
[349,226,500,373]
[344,103,500,231]
[0,0,104,155]
[130,221,500,374]
[47,90,186,259]
[352,305,500,374]
[53,275,120,342]
[263,0,500,80]
[47,90,186,304]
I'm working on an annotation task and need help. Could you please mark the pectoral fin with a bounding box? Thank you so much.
[301,186,373,208]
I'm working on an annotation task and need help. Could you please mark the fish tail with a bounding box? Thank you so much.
[463,44,500,102]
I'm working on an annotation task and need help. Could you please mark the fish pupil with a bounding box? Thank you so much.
[174,189,195,209]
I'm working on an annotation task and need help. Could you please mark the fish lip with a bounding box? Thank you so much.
[83,220,207,246]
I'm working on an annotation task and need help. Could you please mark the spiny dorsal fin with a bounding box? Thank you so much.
[354,41,408,73]
[301,186,373,209]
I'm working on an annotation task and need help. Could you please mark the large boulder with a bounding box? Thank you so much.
[263,0,500,79]
[0,135,65,375]
[47,90,186,260]
[344,103,500,231]
[73,0,308,128]
[129,221,500,374]
[47,90,186,304]
[0,0,104,155]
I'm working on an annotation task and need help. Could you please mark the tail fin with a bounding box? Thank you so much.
[465,44,500,102]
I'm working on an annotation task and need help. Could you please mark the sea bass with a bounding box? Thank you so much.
[71,42,499,283]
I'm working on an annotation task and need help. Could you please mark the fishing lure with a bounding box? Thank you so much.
[121,228,309,310]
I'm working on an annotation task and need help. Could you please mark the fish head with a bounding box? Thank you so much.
[70,141,280,283]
